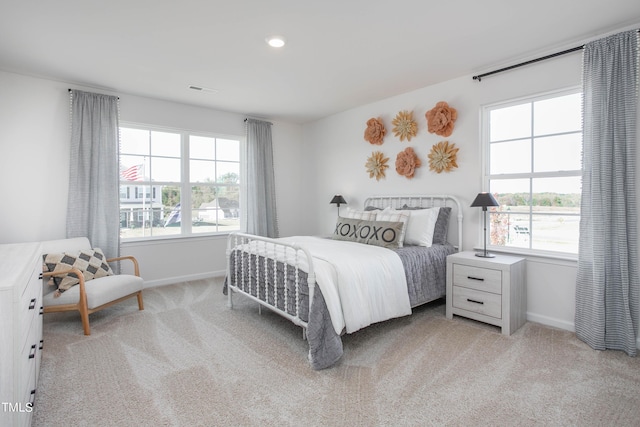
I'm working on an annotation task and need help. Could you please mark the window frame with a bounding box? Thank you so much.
[480,86,582,258]
[119,122,243,242]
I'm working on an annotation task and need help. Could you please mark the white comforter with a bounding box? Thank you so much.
[278,236,411,334]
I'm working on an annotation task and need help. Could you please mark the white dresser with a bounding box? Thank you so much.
[446,251,526,335]
[0,242,44,427]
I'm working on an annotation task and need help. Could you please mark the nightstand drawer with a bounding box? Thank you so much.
[452,285,502,319]
[452,264,501,294]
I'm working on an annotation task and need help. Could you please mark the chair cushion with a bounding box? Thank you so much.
[43,248,114,296]
[43,274,144,310]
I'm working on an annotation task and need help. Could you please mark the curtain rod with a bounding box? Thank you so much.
[472,46,584,82]
[68,88,119,100]
[244,117,273,125]
[472,29,640,82]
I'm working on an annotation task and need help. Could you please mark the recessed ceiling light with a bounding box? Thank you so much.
[266,36,286,48]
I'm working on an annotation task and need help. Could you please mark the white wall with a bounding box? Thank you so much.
[303,53,586,332]
[0,71,70,242]
[0,70,311,286]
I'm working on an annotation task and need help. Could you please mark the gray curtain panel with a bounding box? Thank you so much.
[576,30,639,356]
[66,90,121,263]
[242,118,279,237]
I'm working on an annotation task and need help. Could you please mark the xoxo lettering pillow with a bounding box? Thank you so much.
[332,217,405,249]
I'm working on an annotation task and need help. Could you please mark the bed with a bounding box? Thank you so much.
[224,195,463,369]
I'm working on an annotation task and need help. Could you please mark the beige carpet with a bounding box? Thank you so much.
[33,278,640,427]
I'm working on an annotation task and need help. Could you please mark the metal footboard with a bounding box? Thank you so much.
[226,232,316,336]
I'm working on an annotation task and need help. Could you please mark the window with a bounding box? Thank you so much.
[482,89,582,255]
[119,125,241,240]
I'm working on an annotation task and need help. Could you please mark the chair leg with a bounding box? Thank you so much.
[137,291,144,310]
[79,304,91,336]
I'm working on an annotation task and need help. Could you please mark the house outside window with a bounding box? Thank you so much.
[119,125,241,240]
[482,88,582,255]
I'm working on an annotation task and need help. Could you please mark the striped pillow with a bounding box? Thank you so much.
[343,207,377,221]
[376,208,410,247]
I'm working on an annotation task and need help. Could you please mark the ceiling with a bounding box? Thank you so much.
[1,1,639,124]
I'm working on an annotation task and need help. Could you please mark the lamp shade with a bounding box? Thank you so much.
[470,192,499,208]
[330,195,347,206]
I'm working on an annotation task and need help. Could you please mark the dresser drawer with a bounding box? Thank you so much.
[452,285,502,319]
[18,322,39,399]
[19,357,36,407]
[452,264,502,294]
[19,368,36,427]
[19,278,40,347]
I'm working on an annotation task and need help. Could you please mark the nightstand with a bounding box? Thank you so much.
[446,251,526,335]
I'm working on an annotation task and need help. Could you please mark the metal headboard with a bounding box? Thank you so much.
[363,195,463,251]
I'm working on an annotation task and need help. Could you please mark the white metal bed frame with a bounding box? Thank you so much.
[226,232,316,335]
[225,194,463,337]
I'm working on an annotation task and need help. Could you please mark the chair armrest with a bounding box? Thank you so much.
[42,268,87,303]
[107,255,140,277]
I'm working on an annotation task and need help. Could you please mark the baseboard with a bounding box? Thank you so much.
[142,270,226,289]
[528,312,640,350]
[526,312,575,333]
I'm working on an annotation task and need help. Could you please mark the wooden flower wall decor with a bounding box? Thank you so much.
[364,117,386,145]
[425,101,457,137]
[362,103,461,181]
[365,151,390,181]
[395,147,421,179]
[391,110,418,142]
[428,140,459,173]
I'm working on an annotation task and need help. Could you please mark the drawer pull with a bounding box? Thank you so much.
[29,344,37,359]
[40,306,44,315]
[467,298,484,305]
[39,339,44,350]
[29,298,37,310]
[467,276,485,281]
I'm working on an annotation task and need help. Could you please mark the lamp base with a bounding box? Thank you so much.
[475,252,496,258]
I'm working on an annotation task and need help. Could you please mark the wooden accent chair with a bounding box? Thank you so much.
[41,237,144,335]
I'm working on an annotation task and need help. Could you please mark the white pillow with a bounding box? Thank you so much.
[402,207,440,247]
[377,208,410,247]
[343,207,377,221]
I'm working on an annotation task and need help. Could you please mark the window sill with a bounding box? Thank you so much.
[473,245,578,266]
[121,233,231,247]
